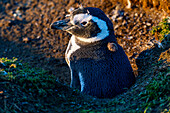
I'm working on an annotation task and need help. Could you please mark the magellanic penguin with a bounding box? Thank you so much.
[51,7,135,98]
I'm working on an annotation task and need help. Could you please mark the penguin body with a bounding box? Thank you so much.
[51,7,135,98]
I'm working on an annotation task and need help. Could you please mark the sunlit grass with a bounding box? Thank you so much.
[150,17,170,42]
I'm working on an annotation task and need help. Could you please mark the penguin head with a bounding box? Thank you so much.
[51,7,114,43]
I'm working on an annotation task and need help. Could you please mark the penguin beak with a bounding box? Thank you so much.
[50,19,72,31]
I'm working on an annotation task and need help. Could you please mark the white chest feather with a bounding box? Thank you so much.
[79,72,84,92]
[65,35,80,66]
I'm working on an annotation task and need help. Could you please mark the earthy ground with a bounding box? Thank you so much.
[0,0,169,112]
[0,0,169,84]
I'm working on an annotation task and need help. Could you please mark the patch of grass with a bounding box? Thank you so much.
[139,63,170,112]
[150,17,170,42]
[0,57,82,112]
[0,57,55,96]
[0,57,169,112]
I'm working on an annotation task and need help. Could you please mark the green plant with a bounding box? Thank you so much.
[0,57,18,80]
[139,63,170,112]
[150,17,170,42]
[0,57,169,112]
[0,57,56,97]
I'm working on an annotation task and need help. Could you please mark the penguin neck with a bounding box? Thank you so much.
[73,31,117,47]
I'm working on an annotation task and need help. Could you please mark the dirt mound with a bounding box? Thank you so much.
[0,0,168,84]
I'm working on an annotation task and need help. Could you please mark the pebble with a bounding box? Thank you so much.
[111,15,117,21]
[143,25,147,28]
[126,0,131,9]
[13,13,17,17]
[128,36,133,40]
[147,41,154,46]
[117,16,123,21]
[146,23,151,26]
[114,24,120,30]
[68,7,74,13]
[23,37,31,43]
[140,13,143,17]
[37,36,40,39]
[135,13,138,17]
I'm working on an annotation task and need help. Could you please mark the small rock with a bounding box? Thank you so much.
[16,9,21,15]
[135,13,138,17]
[117,16,123,21]
[140,13,143,17]
[36,36,40,39]
[128,36,133,40]
[114,24,120,30]
[111,15,118,21]
[53,49,56,53]
[147,41,154,46]
[13,13,17,18]
[68,7,74,13]
[143,25,147,28]
[146,23,151,26]
[23,37,31,43]
[126,0,132,9]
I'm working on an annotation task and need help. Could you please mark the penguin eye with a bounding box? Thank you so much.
[81,21,88,26]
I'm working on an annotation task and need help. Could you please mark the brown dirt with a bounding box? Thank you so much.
[0,0,169,83]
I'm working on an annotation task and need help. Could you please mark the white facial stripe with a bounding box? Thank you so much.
[71,14,109,43]
[71,13,92,25]
[65,35,80,66]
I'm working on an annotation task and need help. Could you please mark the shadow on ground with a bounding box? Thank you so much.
[0,38,70,84]
[136,39,170,75]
